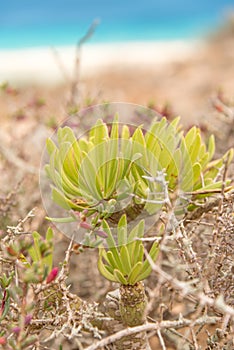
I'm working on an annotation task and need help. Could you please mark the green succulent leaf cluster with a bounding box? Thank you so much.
[21,228,54,283]
[12,228,54,284]
[143,118,233,204]
[98,215,159,285]
[45,116,233,222]
[45,117,144,220]
[28,227,54,271]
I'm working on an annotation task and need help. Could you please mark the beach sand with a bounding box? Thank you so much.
[0,40,201,85]
[0,28,234,127]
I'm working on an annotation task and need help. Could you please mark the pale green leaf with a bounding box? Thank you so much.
[128,261,143,285]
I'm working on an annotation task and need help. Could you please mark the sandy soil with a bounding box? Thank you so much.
[1,30,234,130]
[83,36,234,125]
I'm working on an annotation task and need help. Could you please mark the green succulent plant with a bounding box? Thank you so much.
[98,215,159,285]
[14,228,54,284]
[44,115,233,285]
[45,116,233,223]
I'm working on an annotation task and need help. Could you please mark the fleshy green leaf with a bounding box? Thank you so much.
[128,261,144,285]
[98,255,117,282]
[113,269,128,284]
[120,245,131,274]
[117,214,127,246]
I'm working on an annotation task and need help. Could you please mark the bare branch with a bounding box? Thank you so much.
[85,316,220,350]
[157,329,167,350]
[145,249,234,317]
[69,19,100,106]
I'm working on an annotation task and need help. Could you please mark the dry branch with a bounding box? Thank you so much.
[85,316,220,350]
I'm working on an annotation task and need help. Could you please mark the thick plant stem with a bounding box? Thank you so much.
[119,282,147,327]
[105,282,150,350]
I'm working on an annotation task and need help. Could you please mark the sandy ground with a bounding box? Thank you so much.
[1,30,234,130]
[0,41,200,84]
[82,37,234,125]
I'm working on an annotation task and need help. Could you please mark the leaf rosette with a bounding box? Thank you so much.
[43,114,233,247]
[98,215,160,285]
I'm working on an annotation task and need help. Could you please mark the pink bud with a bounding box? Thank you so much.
[12,326,21,334]
[96,230,108,238]
[80,222,92,230]
[0,337,6,345]
[46,267,59,284]
[24,314,32,326]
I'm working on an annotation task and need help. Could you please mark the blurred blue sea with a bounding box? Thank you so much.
[0,0,233,49]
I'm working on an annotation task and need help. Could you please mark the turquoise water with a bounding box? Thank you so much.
[0,0,233,48]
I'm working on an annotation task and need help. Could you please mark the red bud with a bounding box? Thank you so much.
[46,267,59,284]
[215,104,223,113]
[0,337,6,345]
[7,246,18,256]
